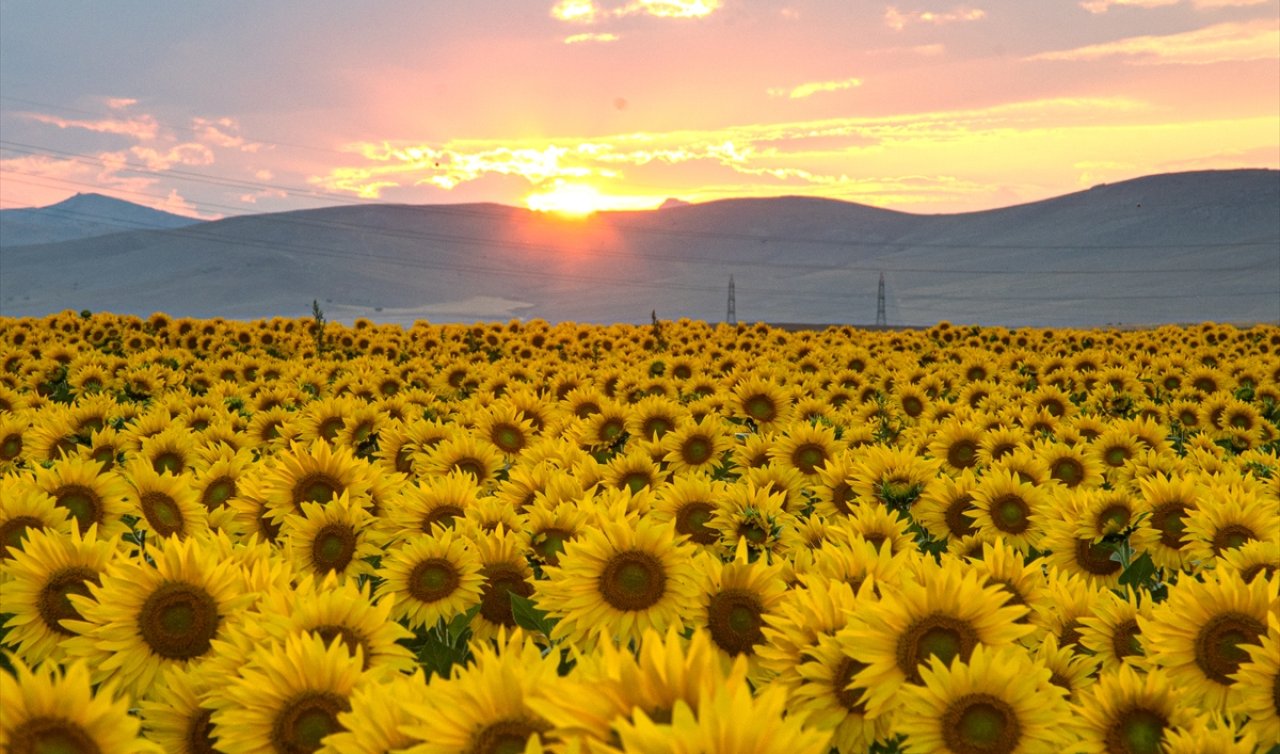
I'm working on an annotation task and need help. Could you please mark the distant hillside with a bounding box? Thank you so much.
[0,193,199,247]
[1,170,1276,327]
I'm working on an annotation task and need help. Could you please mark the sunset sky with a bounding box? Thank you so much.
[1,0,1276,218]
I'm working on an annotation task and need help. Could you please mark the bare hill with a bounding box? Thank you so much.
[0,193,199,247]
[1,170,1276,327]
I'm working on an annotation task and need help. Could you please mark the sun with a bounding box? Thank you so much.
[526,183,608,217]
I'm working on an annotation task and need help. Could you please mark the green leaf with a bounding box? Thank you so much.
[1118,552,1157,590]
[509,592,556,636]
[446,603,482,641]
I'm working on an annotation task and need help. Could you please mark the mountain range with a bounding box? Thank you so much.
[1,170,1277,327]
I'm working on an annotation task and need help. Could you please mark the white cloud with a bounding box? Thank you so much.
[885,5,986,31]
[768,77,863,99]
[1031,18,1280,65]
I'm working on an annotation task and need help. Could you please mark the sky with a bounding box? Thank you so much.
[1,0,1277,219]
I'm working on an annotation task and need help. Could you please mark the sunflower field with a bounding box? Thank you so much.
[0,311,1277,754]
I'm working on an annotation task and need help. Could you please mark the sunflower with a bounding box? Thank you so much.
[1071,665,1195,754]
[788,630,893,753]
[137,426,197,475]
[463,496,526,536]
[537,516,699,650]
[626,394,686,441]
[524,499,592,566]
[1219,538,1279,583]
[730,431,775,471]
[897,644,1071,754]
[0,658,159,754]
[707,481,799,561]
[420,434,504,489]
[0,411,30,471]
[829,501,916,556]
[282,492,385,584]
[1073,488,1139,541]
[848,445,939,511]
[468,525,537,641]
[916,469,982,542]
[928,421,985,474]
[1040,510,1124,590]
[0,524,115,666]
[0,477,71,564]
[137,664,220,754]
[61,533,252,701]
[529,627,749,744]
[1034,633,1099,702]
[577,400,631,450]
[319,671,429,754]
[650,474,727,548]
[295,395,359,445]
[1230,614,1280,746]
[690,543,787,675]
[208,632,369,754]
[1036,440,1104,490]
[31,456,131,539]
[963,538,1049,635]
[968,468,1049,552]
[475,403,538,458]
[376,531,484,630]
[769,422,841,478]
[255,573,416,675]
[660,416,732,475]
[976,425,1029,467]
[1129,473,1200,572]
[191,445,252,512]
[1139,568,1275,713]
[841,561,1033,718]
[1183,483,1278,566]
[380,472,479,541]
[262,440,375,525]
[810,450,860,519]
[122,461,208,540]
[1159,716,1260,754]
[400,630,557,754]
[602,451,663,494]
[1078,589,1153,673]
[731,376,794,429]
[245,405,296,449]
[613,672,831,754]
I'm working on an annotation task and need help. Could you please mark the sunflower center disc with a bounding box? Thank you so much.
[1098,505,1131,534]
[943,694,1020,754]
[1194,612,1265,684]
[313,625,370,669]
[153,452,183,474]
[472,719,543,754]
[1211,524,1255,555]
[600,551,666,611]
[272,692,349,754]
[682,437,712,465]
[533,528,573,565]
[707,588,764,655]
[53,485,102,531]
[1106,707,1166,754]
[948,441,977,469]
[479,563,532,627]
[1149,503,1188,549]
[676,503,718,544]
[832,656,869,714]
[1111,619,1142,661]
[2,434,24,459]
[38,567,99,636]
[312,524,357,574]
[296,474,340,505]
[410,558,460,602]
[899,615,978,683]
[140,491,184,536]
[745,395,777,422]
[202,478,236,509]
[186,708,216,754]
[9,716,103,754]
[1075,539,1121,576]
[139,582,219,660]
[944,496,976,537]
[793,445,825,474]
[1052,459,1083,486]
[992,495,1030,534]
[0,515,43,559]
[494,426,523,453]
[421,505,464,532]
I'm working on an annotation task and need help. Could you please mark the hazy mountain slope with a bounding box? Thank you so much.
[1,170,1276,327]
[0,193,200,247]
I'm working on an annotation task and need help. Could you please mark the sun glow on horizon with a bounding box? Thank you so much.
[525,182,663,216]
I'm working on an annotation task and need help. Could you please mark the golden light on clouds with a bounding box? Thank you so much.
[1032,18,1279,65]
[550,0,721,23]
[884,5,986,31]
[768,76,863,99]
[564,32,620,44]
[525,181,662,215]
[307,95,1277,212]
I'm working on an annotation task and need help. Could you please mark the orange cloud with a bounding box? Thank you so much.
[768,76,863,99]
[22,111,161,141]
[1080,0,1266,11]
[1031,18,1280,65]
[884,5,986,31]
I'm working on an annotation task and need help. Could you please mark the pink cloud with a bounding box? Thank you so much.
[885,5,986,31]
